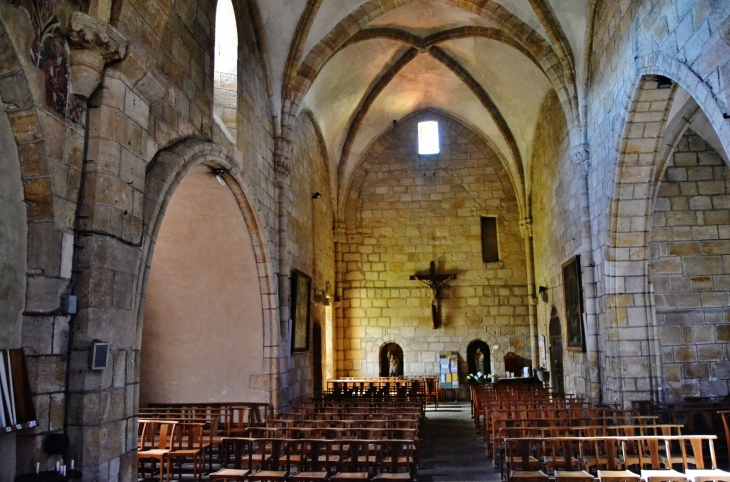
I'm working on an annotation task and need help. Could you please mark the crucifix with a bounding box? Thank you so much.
[410,261,456,329]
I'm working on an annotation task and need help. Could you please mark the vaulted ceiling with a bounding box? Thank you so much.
[255,0,594,214]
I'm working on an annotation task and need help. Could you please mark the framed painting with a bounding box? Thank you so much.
[291,269,312,353]
[562,256,586,352]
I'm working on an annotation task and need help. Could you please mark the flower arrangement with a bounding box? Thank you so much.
[466,372,489,384]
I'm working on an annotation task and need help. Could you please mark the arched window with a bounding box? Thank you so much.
[214,0,238,140]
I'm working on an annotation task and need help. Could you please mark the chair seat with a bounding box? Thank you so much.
[597,470,641,482]
[250,469,289,480]
[139,449,170,456]
[290,470,329,481]
[373,473,412,481]
[555,470,594,482]
[685,469,730,482]
[510,469,549,482]
[331,472,370,480]
[209,468,250,481]
[641,469,687,482]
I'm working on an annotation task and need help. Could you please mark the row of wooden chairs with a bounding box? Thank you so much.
[504,435,729,482]
[211,437,417,482]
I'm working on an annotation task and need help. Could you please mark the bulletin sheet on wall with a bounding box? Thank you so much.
[439,351,459,388]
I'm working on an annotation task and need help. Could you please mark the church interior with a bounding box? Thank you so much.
[2,0,730,480]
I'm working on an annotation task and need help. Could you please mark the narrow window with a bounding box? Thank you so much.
[481,217,499,263]
[214,0,238,139]
[418,121,439,155]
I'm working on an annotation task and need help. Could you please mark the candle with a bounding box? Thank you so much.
[70,459,74,470]
[56,461,60,472]
[35,462,39,474]
[62,466,66,476]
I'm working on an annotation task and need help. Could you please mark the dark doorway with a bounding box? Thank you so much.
[466,340,490,376]
[312,323,323,396]
[380,343,403,377]
[549,306,565,393]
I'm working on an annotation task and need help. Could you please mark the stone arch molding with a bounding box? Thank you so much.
[138,139,278,352]
[601,54,730,406]
[365,334,411,375]
[606,54,730,297]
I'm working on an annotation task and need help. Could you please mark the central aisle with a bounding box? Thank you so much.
[419,401,501,482]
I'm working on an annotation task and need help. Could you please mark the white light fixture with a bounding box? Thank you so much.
[418,121,440,155]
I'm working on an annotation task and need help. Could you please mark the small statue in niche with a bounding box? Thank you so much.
[474,347,485,374]
[388,350,400,377]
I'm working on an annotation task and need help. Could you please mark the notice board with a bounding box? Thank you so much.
[439,351,459,388]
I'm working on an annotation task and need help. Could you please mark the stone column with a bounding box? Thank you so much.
[332,221,347,378]
[273,135,291,411]
[63,19,156,480]
[570,144,603,404]
[519,217,539,371]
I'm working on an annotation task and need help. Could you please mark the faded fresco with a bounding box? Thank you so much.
[13,0,84,124]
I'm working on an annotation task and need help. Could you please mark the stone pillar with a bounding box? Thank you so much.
[273,135,291,411]
[332,221,347,378]
[519,217,539,371]
[570,144,603,404]
[63,30,160,479]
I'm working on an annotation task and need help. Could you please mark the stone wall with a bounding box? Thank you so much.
[650,129,730,402]
[340,111,530,387]
[285,112,335,407]
[531,92,591,398]
[0,92,27,482]
[586,0,730,405]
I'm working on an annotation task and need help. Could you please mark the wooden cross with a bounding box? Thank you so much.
[410,261,456,329]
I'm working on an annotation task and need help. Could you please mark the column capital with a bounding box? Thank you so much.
[570,144,590,174]
[334,222,347,243]
[519,217,533,238]
[67,12,127,99]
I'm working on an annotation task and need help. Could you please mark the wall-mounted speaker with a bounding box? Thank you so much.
[91,343,109,370]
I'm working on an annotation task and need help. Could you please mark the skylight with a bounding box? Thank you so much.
[418,121,440,155]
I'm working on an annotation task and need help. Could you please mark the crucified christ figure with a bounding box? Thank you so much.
[410,261,456,329]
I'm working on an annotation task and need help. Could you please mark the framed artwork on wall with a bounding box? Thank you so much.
[562,255,586,352]
[291,269,312,353]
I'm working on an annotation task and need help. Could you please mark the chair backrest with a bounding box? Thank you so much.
[378,439,414,476]
[337,439,374,473]
[173,422,204,450]
[677,435,719,470]
[139,420,177,451]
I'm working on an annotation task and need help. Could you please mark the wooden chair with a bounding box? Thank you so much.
[331,439,375,480]
[165,422,205,481]
[630,437,687,482]
[506,438,547,482]
[678,435,730,482]
[373,439,415,481]
[249,438,290,482]
[422,377,439,409]
[209,437,252,482]
[543,437,590,482]
[138,420,177,482]
[289,439,337,482]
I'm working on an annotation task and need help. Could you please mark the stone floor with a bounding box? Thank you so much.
[419,401,501,481]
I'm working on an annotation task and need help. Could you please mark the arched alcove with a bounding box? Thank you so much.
[466,340,490,376]
[549,306,565,393]
[380,343,403,377]
[140,166,265,403]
